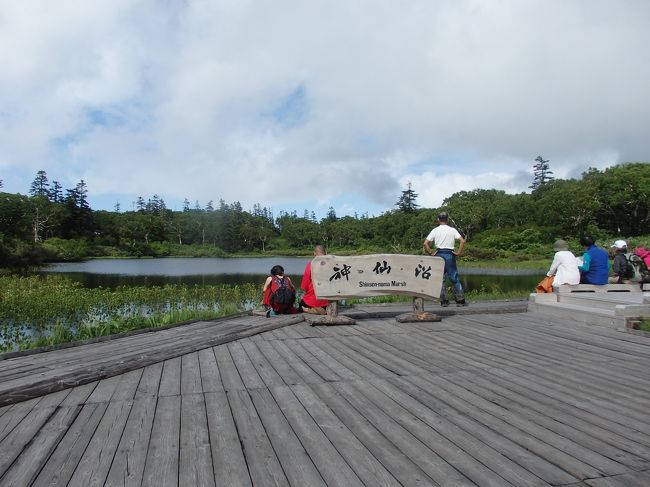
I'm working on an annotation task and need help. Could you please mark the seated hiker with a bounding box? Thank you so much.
[578,235,609,285]
[263,265,298,317]
[299,245,328,315]
[609,240,635,284]
[546,239,580,287]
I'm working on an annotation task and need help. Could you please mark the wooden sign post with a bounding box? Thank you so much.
[310,254,445,324]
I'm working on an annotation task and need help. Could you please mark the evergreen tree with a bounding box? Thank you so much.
[326,206,337,222]
[205,200,214,211]
[48,181,63,203]
[529,155,554,190]
[29,170,49,197]
[182,198,190,212]
[136,196,146,212]
[114,201,121,213]
[395,181,419,213]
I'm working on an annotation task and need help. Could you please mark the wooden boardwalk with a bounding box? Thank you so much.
[1,310,650,486]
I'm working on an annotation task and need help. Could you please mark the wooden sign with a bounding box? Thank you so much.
[311,254,445,300]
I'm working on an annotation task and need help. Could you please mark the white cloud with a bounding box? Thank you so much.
[1,0,649,213]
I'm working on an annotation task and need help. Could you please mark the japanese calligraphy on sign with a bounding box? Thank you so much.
[312,254,445,300]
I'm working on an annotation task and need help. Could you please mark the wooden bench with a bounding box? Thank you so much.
[310,254,445,324]
[555,283,643,293]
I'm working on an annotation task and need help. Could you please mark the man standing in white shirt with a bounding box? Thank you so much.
[423,212,466,307]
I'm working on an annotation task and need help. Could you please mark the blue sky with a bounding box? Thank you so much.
[1,0,649,219]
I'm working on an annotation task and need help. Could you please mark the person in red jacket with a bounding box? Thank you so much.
[299,245,328,314]
[263,265,297,317]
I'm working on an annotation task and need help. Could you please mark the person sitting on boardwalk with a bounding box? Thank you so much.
[609,240,634,284]
[578,235,609,285]
[546,239,580,287]
[263,265,298,317]
[423,211,466,307]
[299,245,328,315]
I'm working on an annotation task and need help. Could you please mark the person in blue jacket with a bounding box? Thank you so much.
[578,235,609,284]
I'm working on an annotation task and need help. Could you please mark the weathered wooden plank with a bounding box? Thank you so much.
[32,402,109,487]
[85,375,122,403]
[488,365,650,432]
[400,373,612,480]
[112,368,144,402]
[204,391,252,487]
[141,394,181,487]
[371,332,465,374]
[283,338,341,382]
[299,338,361,381]
[331,335,422,376]
[135,362,164,398]
[248,388,326,486]
[0,398,41,443]
[213,344,246,392]
[227,341,266,389]
[181,352,203,395]
[239,339,285,388]
[179,393,215,487]
[290,383,400,487]
[324,337,402,378]
[332,380,517,487]
[68,399,133,486]
[585,470,650,486]
[310,382,437,486]
[465,368,650,450]
[372,375,577,486]
[158,356,182,397]
[355,334,440,374]
[227,388,289,487]
[255,340,304,386]
[0,406,80,487]
[269,385,364,487]
[105,396,157,487]
[198,347,223,393]
[271,339,325,384]
[0,314,304,407]
[0,405,60,478]
[449,371,650,468]
[60,381,99,406]
[306,338,378,379]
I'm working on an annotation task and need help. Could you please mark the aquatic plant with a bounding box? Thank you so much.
[0,275,260,352]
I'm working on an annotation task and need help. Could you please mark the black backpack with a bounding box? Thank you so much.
[626,253,649,281]
[271,277,295,306]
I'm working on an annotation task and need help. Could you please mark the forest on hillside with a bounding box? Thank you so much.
[1,162,649,266]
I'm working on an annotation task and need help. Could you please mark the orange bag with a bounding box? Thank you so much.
[535,275,554,293]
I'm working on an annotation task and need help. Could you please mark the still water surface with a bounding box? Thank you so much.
[41,257,545,293]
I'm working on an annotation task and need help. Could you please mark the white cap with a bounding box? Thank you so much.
[611,239,627,249]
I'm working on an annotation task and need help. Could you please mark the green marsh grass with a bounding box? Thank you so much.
[0,275,260,352]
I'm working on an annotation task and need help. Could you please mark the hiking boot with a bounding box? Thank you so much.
[440,300,449,307]
[456,299,467,307]
[265,309,271,318]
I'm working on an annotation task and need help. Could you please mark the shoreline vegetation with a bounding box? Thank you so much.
[1,273,529,354]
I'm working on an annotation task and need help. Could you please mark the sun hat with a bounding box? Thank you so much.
[611,239,627,249]
[553,239,569,251]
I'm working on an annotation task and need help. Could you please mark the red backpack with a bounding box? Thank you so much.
[634,246,650,267]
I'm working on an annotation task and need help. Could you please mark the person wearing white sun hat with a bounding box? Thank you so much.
[609,240,634,284]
